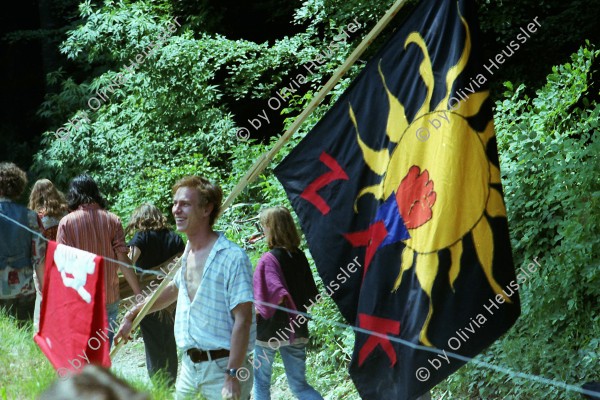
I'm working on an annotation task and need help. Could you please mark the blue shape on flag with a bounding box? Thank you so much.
[374,193,410,249]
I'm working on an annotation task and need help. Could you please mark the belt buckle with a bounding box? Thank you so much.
[188,348,203,363]
[188,348,228,363]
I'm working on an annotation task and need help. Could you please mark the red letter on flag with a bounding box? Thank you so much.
[343,221,388,277]
[300,151,349,215]
[358,313,401,367]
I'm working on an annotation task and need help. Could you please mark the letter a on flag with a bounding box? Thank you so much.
[274,0,520,398]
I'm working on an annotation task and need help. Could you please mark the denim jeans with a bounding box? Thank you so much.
[253,343,323,400]
[175,354,252,400]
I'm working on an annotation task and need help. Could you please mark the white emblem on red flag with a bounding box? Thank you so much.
[54,244,97,303]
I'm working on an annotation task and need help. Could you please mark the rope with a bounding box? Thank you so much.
[255,300,600,398]
[0,210,162,276]
[1,212,598,398]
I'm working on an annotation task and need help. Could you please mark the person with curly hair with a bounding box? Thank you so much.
[0,162,46,322]
[125,203,184,385]
[28,179,68,241]
[57,174,141,346]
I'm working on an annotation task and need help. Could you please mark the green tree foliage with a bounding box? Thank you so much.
[31,0,372,394]
[477,0,600,90]
[32,0,369,217]
[30,0,598,398]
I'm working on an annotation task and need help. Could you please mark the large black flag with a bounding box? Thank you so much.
[274,0,521,398]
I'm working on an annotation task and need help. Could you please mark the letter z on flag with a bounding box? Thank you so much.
[274,0,520,398]
[34,241,110,372]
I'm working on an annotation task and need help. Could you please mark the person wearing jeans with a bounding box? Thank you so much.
[254,342,322,400]
[253,206,323,400]
[0,163,46,323]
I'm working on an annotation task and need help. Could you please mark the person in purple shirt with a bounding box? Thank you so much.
[252,206,323,400]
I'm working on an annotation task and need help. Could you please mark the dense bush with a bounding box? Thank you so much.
[437,44,599,399]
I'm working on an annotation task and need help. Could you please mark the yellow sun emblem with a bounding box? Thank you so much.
[349,13,510,346]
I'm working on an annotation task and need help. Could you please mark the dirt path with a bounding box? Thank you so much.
[111,337,151,387]
[111,338,294,399]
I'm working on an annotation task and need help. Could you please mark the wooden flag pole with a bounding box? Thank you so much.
[110,0,410,360]
[219,0,412,216]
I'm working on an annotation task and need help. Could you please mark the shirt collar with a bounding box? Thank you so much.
[183,231,229,259]
[212,231,230,253]
[77,203,101,211]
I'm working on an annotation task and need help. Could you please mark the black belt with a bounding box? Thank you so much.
[187,348,230,363]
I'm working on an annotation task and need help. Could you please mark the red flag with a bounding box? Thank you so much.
[34,241,110,378]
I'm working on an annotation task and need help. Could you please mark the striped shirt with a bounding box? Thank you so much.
[173,232,256,351]
[56,203,128,305]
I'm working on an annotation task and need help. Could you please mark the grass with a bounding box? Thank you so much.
[0,310,56,399]
[0,307,357,400]
[0,309,173,399]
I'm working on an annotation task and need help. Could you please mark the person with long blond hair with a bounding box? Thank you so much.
[126,203,184,384]
[28,179,68,241]
[253,206,323,400]
[28,178,67,331]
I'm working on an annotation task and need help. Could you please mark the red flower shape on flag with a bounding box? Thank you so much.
[395,166,436,229]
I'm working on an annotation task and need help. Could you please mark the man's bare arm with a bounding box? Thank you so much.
[33,226,46,291]
[129,246,141,264]
[222,302,253,398]
[35,261,44,291]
